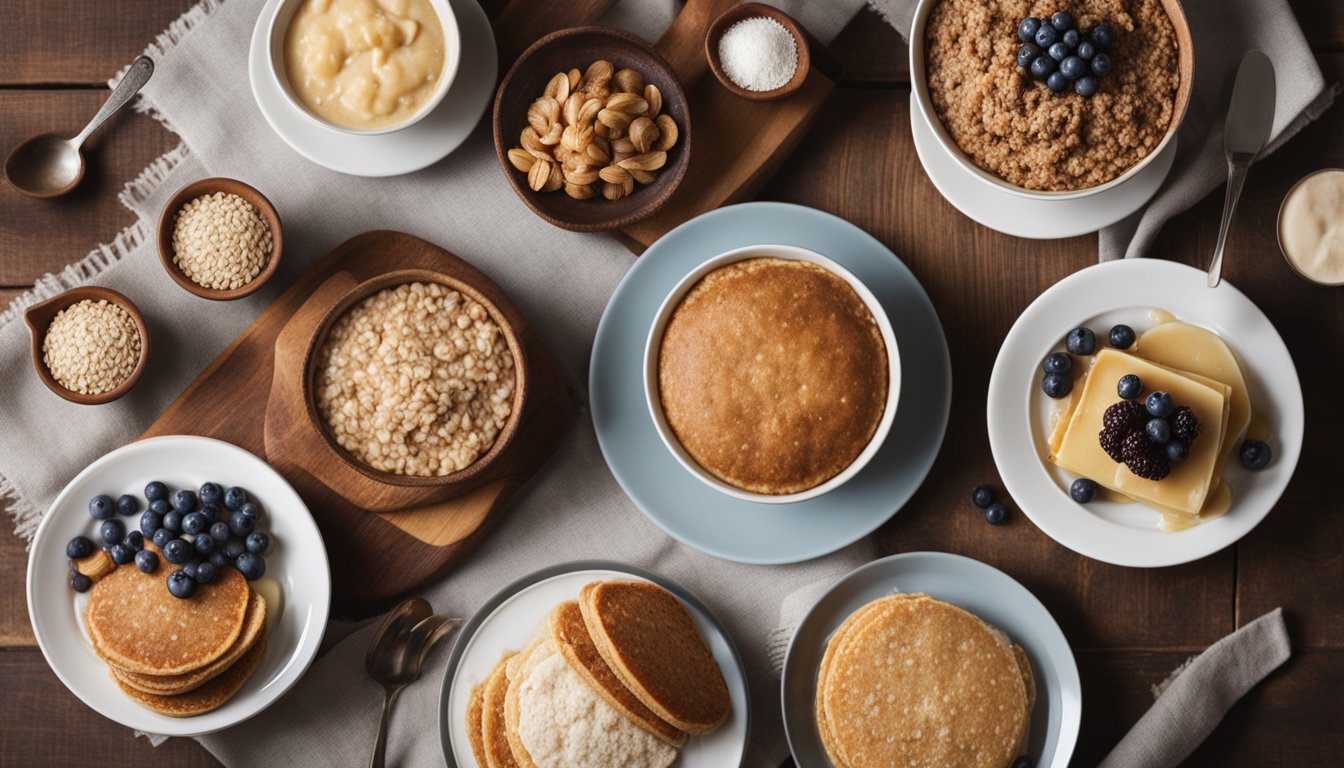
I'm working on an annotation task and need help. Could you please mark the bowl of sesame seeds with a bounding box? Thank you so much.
[24,286,150,405]
[157,177,283,300]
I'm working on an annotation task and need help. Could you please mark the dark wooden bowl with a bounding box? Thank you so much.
[24,286,150,405]
[493,26,692,232]
[706,3,811,101]
[157,177,283,300]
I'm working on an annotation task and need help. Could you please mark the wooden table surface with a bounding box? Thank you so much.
[2,1,1341,766]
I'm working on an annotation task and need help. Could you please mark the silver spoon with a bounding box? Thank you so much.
[3,56,154,198]
[366,600,460,768]
[1208,51,1276,288]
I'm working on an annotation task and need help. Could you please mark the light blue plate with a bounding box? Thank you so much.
[589,202,951,564]
[782,552,1082,767]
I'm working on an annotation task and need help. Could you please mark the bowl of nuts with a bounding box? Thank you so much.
[25,286,150,405]
[157,177,283,300]
[493,26,691,232]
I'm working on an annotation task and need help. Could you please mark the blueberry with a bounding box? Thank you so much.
[238,501,262,521]
[170,489,197,514]
[1017,43,1039,69]
[224,540,246,560]
[208,551,230,569]
[108,543,133,565]
[971,484,997,508]
[1146,418,1171,444]
[1077,41,1096,60]
[200,503,223,522]
[210,521,231,542]
[1240,440,1272,471]
[199,482,223,506]
[1034,24,1057,48]
[163,538,192,565]
[1090,24,1115,49]
[1048,42,1070,62]
[135,549,159,574]
[124,530,144,551]
[1050,12,1075,31]
[196,561,220,585]
[148,498,170,517]
[144,481,168,502]
[1059,56,1086,80]
[1091,52,1112,77]
[1117,374,1142,400]
[115,494,138,517]
[1109,324,1136,349]
[1074,76,1099,97]
[229,510,255,537]
[1042,352,1072,374]
[194,533,217,557]
[1070,478,1098,504]
[1030,55,1056,80]
[984,503,1009,525]
[183,560,199,579]
[234,553,266,581]
[1018,17,1042,43]
[152,528,174,549]
[139,510,162,537]
[162,510,183,533]
[223,487,248,512]
[1065,327,1097,355]
[166,569,197,599]
[1042,372,1072,399]
[1146,391,1174,418]
[71,570,93,593]
[89,494,115,520]
[1062,29,1081,48]
[246,531,272,555]
[1013,757,1035,768]
[66,536,94,559]
[1047,71,1068,93]
[99,519,125,546]
[1166,441,1188,463]
[182,511,209,536]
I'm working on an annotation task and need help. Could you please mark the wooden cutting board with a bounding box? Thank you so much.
[142,232,572,607]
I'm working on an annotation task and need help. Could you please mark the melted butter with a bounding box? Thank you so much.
[1148,308,1177,325]
[252,576,285,632]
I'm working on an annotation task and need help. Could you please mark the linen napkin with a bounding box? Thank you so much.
[868,0,1338,261]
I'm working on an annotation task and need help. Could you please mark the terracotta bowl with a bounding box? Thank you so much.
[493,26,692,232]
[705,3,811,101]
[25,286,150,405]
[157,177,283,300]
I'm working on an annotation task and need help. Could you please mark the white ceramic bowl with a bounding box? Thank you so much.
[266,0,461,136]
[643,244,901,505]
[908,0,1190,201]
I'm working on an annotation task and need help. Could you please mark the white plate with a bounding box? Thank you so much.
[909,93,1177,239]
[247,0,496,177]
[439,563,749,767]
[26,435,331,737]
[987,259,1304,567]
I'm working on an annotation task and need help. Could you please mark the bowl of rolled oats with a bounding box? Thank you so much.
[303,270,527,484]
[24,286,150,405]
[157,177,283,300]
[493,26,691,232]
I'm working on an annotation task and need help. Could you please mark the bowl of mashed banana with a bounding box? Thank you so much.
[268,0,460,135]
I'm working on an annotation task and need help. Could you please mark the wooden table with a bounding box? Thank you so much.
[2,2,1341,765]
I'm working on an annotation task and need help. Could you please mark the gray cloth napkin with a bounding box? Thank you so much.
[1099,608,1292,768]
[868,0,1338,261]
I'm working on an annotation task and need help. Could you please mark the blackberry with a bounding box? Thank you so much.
[1171,406,1199,444]
[1103,400,1145,432]
[1099,424,1127,462]
[1121,432,1170,481]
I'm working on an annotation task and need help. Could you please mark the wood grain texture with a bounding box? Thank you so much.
[0,0,195,85]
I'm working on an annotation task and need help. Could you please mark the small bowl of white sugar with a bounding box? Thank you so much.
[157,177,283,301]
[706,3,810,101]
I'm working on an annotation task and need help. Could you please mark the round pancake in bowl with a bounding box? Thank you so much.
[110,590,267,695]
[113,626,267,717]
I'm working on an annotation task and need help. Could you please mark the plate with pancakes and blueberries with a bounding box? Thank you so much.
[439,561,749,768]
[783,552,1080,768]
[988,259,1304,567]
[26,435,330,736]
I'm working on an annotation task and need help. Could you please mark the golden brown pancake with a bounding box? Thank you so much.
[467,680,488,767]
[110,591,267,695]
[113,626,267,717]
[481,652,520,768]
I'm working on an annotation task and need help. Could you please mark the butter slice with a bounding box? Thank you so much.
[1052,349,1229,516]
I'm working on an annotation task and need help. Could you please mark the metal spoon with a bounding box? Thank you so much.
[3,56,154,198]
[1208,51,1276,288]
[365,600,460,768]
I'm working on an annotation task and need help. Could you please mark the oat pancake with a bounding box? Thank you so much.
[467,680,489,767]
[111,590,267,695]
[481,653,520,768]
[505,640,554,768]
[113,626,267,717]
[548,600,687,747]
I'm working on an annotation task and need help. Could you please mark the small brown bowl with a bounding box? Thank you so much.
[493,26,692,233]
[157,177,283,300]
[24,286,150,405]
[706,3,811,101]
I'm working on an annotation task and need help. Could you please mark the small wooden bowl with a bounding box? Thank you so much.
[157,177,283,300]
[24,286,150,405]
[493,26,692,233]
[706,3,811,101]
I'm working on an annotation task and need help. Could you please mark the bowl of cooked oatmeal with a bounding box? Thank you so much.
[911,0,1192,199]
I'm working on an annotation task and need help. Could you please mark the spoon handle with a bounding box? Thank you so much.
[1207,155,1251,288]
[72,56,154,148]
[368,685,401,768]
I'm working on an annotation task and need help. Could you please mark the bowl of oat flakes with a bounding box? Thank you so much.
[24,286,150,405]
[911,0,1193,199]
[157,177,282,300]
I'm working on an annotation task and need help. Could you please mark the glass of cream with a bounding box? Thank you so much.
[1278,168,1344,287]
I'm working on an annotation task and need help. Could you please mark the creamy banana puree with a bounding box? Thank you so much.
[1279,169,1344,285]
[284,0,445,130]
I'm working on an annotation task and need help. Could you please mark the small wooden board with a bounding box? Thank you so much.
[142,232,573,606]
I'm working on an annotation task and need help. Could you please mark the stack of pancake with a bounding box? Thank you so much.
[466,580,731,768]
[83,546,268,717]
[815,594,1035,768]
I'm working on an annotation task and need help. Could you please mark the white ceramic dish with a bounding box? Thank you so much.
[642,243,901,504]
[248,0,495,176]
[265,0,461,136]
[438,562,749,767]
[26,435,331,736]
[987,259,1304,567]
